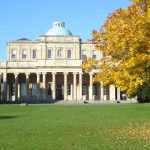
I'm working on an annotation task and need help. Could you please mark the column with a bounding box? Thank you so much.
[79,73,83,100]
[101,82,104,100]
[73,73,77,100]
[42,73,47,100]
[64,72,68,100]
[2,73,7,101]
[52,72,56,100]
[89,73,93,100]
[14,73,19,101]
[25,73,30,101]
[109,85,116,101]
[117,87,120,100]
[0,73,1,101]
[36,73,41,100]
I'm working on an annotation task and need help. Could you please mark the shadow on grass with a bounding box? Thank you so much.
[0,116,19,120]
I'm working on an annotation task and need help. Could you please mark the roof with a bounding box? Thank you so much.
[45,22,72,36]
[17,38,30,41]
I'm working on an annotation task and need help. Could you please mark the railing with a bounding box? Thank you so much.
[0,61,6,68]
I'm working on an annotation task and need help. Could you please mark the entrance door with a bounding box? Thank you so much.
[56,84,63,100]
[10,83,15,101]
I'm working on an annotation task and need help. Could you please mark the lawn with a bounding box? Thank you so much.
[0,104,149,150]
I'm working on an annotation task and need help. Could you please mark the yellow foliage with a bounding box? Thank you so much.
[83,0,150,97]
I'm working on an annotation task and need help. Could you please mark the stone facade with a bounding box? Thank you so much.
[0,22,125,103]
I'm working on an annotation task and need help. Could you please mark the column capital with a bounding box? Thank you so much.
[25,73,30,76]
[79,72,83,75]
[52,72,57,75]
[36,72,41,75]
[89,72,94,75]
[73,72,77,75]
[63,72,68,75]
[42,72,47,75]
[14,73,19,77]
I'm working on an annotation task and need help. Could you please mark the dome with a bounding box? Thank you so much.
[45,22,72,36]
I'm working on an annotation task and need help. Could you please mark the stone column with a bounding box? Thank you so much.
[73,73,77,101]
[101,82,104,100]
[109,85,116,101]
[89,73,93,100]
[25,73,30,101]
[52,72,56,100]
[0,73,1,101]
[64,72,68,100]
[79,73,83,100]
[117,87,120,100]
[14,73,19,101]
[36,73,41,100]
[42,73,47,100]
[2,73,7,101]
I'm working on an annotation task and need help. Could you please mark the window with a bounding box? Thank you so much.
[11,49,16,59]
[104,85,109,95]
[1,83,4,91]
[57,49,62,57]
[82,84,87,95]
[68,84,71,95]
[92,50,97,59]
[47,49,51,59]
[47,83,52,95]
[10,83,15,96]
[32,50,37,59]
[102,52,106,58]
[93,84,98,95]
[82,50,86,59]
[22,50,26,59]
[67,50,71,59]
[21,83,26,96]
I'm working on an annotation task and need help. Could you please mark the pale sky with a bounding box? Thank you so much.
[0,0,131,60]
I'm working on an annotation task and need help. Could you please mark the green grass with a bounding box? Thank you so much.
[0,104,149,150]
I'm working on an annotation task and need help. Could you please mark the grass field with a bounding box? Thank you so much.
[0,103,149,150]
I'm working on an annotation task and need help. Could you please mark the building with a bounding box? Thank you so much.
[0,22,123,103]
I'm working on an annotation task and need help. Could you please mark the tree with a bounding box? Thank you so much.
[82,0,150,102]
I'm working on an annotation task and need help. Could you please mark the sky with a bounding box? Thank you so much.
[0,0,131,61]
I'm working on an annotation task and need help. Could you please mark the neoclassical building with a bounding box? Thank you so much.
[0,22,123,103]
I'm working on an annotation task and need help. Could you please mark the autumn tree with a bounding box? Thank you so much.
[82,0,150,102]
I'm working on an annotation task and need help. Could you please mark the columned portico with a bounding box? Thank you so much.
[73,73,77,100]
[42,73,47,100]
[36,73,41,100]
[79,73,83,100]
[52,72,56,100]
[64,72,68,100]
[0,21,134,103]
[89,73,93,100]
[26,73,30,101]
[14,73,19,101]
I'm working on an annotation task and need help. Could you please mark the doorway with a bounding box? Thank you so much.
[56,84,63,100]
